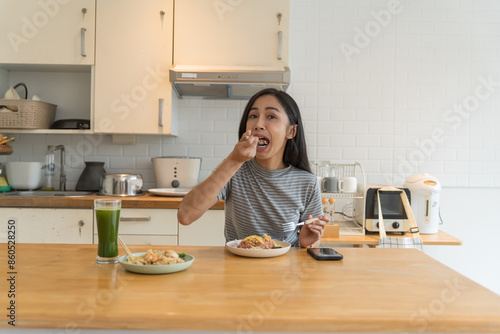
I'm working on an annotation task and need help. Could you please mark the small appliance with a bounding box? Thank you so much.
[404,173,441,234]
[363,186,411,234]
[99,173,143,196]
[152,156,201,189]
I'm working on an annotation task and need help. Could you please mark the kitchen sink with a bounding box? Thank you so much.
[0,191,96,197]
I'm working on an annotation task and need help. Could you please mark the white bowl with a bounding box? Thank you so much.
[5,162,43,190]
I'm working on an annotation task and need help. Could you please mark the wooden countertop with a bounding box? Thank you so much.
[2,243,499,332]
[0,192,224,210]
[322,230,462,247]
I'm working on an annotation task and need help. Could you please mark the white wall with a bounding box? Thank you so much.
[1,0,499,294]
[426,187,500,295]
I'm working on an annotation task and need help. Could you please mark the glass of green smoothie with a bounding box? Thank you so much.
[95,199,121,264]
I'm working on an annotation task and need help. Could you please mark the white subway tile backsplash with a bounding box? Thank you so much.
[214,145,234,159]
[318,120,343,134]
[136,157,153,169]
[469,173,494,187]
[4,0,500,189]
[380,135,393,148]
[109,157,136,170]
[161,145,188,157]
[368,122,393,135]
[201,133,227,145]
[173,133,202,145]
[356,135,381,147]
[330,134,355,147]
[123,144,149,157]
[317,147,342,161]
[97,144,123,156]
[469,148,495,161]
[368,148,393,161]
[343,96,369,108]
[188,146,214,159]
[340,121,367,134]
[356,108,382,121]
[317,95,344,109]
[342,147,368,160]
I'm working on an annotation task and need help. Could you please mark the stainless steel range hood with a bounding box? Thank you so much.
[169,65,290,99]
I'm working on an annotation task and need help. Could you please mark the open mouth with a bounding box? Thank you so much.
[257,137,270,147]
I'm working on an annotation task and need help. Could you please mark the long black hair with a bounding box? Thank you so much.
[238,88,312,173]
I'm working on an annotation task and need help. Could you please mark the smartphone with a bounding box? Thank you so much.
[307,247,343,261]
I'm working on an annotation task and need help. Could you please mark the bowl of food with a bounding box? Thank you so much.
[118,249,194,274]
[225,234,291,258]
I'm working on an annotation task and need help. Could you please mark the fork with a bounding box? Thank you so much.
[282,217,320,232]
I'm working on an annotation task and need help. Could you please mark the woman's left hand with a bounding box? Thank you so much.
[298,215,329,247]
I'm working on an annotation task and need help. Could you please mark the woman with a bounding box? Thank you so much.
[178,88,328,247]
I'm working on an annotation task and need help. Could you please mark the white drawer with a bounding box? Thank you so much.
[118,235,178,246]
[93,208,178,235]
[178,210,225,246]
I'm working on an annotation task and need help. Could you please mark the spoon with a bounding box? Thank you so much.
[117,236,134,260]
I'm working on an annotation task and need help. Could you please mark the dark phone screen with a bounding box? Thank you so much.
[307,247,343,260]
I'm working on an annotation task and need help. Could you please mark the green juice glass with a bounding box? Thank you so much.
[95,199,121,264]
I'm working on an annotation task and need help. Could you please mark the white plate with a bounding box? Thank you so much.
[118,252,195,274]
[225,240,291,258]
[148,188,191,197]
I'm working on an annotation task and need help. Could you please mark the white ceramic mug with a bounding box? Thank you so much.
[338,177,357,193]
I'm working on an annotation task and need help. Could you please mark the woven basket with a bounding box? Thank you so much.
[0,99,57,129]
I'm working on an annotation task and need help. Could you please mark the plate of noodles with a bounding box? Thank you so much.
[118,249,195,274]
[225,234,291,258]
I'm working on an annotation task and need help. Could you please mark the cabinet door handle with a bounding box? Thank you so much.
[78,220,85,236]
[158,98,164,127]
[120,217,152,222]
[81,28,87,57]
[277,31,283,60]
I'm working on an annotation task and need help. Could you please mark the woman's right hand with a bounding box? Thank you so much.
[178,130,256,226]
[229,129,258,163]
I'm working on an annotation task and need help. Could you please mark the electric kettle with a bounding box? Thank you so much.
[404,173,441,234]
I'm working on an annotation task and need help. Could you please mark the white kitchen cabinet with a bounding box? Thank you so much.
[0,0,95,65]
[174,0,289,67]
[94,0,178,135]
[178,209,225,246]
[94,208,178,246]
[1,208,93,244]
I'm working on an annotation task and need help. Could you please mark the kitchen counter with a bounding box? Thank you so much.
[1,243,499,333]
[322,230,462,247]
[0,192,224,209]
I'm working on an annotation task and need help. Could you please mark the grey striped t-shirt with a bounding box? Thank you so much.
[217,158,323,247]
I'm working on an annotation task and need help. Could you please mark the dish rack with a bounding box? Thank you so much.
[318,162,366,235]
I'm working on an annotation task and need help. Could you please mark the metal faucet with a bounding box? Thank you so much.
[48,145,66,191]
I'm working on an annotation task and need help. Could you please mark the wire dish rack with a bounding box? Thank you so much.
[316,162,366,235]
